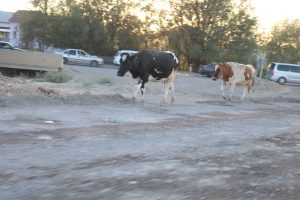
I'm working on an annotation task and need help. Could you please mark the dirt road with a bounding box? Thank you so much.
[1,64,300,200]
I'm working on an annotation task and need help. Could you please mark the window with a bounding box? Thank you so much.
[277,65,290,72]
[290,66,300,73]
[68,50,76,55]
[78,51,86,56]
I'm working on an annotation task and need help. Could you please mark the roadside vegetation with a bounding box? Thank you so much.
[76,78,114,87]
[20,0,300,70]
[97,78,114,85]
[33,70,72,83]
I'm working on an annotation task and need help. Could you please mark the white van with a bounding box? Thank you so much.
[113,50,138,65]
[266,62,300,84]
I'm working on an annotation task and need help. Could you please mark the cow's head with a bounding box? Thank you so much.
[213,63,233,82]
[117,53,135,76]
[212,64,220,81]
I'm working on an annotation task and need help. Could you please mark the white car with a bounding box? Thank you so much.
[113,50,138,65]
[56,49,104,67]
[0,41,23,51]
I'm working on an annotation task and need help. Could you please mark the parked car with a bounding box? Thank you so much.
[266,62,300,84]
[56,49,103,67]
[113,50,138,65]
[198,64,216,77]
[0,41,23,51]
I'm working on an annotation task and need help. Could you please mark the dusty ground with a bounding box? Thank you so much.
[0,64,300,200]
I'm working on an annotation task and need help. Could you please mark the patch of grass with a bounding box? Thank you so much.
[97,78,113,85]
[82,80,94,87]
[34,70,72,83]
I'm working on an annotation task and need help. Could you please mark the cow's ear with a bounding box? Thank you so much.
[120,53,130,63]
[126,55,137,63]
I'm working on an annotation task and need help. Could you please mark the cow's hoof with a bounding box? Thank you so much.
[138,98,144,104]
[131,96,138,103]
[160,100,166,106]
[171,97,175,104]
[226,97,232,103]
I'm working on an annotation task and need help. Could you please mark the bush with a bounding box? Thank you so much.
[34,71,72,83]
[82,80,94,87]
[97,78,113,85]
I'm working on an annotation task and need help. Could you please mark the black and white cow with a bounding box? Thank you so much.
[117,50,179,105]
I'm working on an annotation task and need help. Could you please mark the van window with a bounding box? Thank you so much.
[277,65,290,72]
[290,66,300,73]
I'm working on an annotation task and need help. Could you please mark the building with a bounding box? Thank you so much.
[0,11,14,43]
[0,11,22,48]
[0,10,33,48]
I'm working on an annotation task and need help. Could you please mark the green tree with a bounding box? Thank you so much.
[168,0,257,69]
[266,19,300,64]
[223,0,257,63]
[21,0,258,67]
[47,0,141,55]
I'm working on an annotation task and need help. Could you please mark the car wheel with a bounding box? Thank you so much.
[91,60,98,67]
[63,58,68,64]
[278,77,286,85]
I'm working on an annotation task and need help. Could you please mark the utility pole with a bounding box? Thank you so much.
[258,52,266,78]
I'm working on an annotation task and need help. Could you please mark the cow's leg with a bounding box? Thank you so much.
[140,84,145,103]
[250,85,255,101]
[240,86,248,102]
[170,81,175,104]
[160,81,171,106]
[161,70,176,105]
[249,79,255,101]
[138,79,148,104]
[220,82,226,99]
[227,84,236,102]
[133,82,142,101]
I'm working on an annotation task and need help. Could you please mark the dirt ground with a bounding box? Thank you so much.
[1,64,300,200]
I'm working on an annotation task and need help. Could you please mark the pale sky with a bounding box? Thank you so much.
[1,0,300,32]
[251,0,300,32]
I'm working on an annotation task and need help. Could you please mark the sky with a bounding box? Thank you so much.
[251,0,300,32]
[1,0,300,32]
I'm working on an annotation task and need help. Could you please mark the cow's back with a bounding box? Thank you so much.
[227,62,255,83]
[137,50,178,80]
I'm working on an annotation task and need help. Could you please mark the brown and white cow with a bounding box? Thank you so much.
[213,62,256,102]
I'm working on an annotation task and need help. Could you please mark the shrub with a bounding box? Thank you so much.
[97,78,113,85]
[82,80,94,87]
[34,71,72,83]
